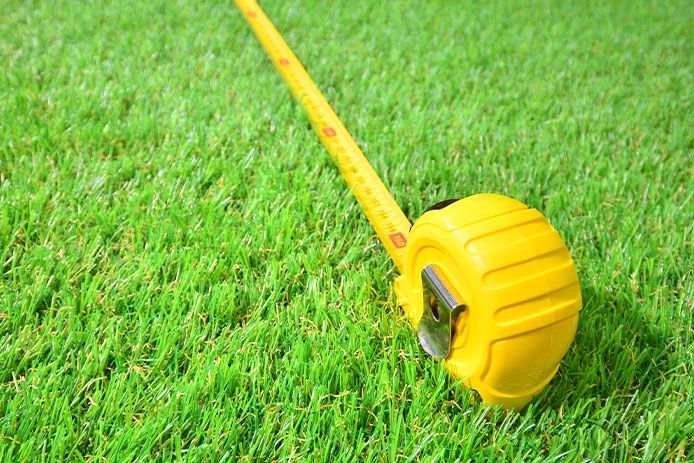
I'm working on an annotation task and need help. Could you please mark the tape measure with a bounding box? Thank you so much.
[234,0,582,410]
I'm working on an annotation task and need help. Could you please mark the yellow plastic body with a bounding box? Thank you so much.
[394,194,582,409]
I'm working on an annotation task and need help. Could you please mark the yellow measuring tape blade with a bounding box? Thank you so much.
[234,0,412,272]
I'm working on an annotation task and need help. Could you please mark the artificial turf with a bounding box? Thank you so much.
[1,0,693,460]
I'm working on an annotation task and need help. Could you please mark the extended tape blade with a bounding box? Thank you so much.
[234,0,412,272]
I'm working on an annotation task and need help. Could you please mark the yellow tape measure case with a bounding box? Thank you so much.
[395,194,582,409]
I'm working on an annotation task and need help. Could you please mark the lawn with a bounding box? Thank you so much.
[1,0,693,461]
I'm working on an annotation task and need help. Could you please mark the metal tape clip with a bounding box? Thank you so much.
[417,265,466,358]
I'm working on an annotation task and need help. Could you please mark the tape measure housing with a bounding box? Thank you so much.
[395,194,581,409]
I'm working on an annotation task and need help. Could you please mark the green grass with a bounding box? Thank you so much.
[1,0,693,460]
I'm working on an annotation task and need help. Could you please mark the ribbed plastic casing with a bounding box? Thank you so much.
[394,194,581,409]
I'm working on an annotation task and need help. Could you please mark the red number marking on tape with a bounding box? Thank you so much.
[278,58,290,65]
[389,232,407,249]
[247,11,256,17]
[322,127,336,137]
